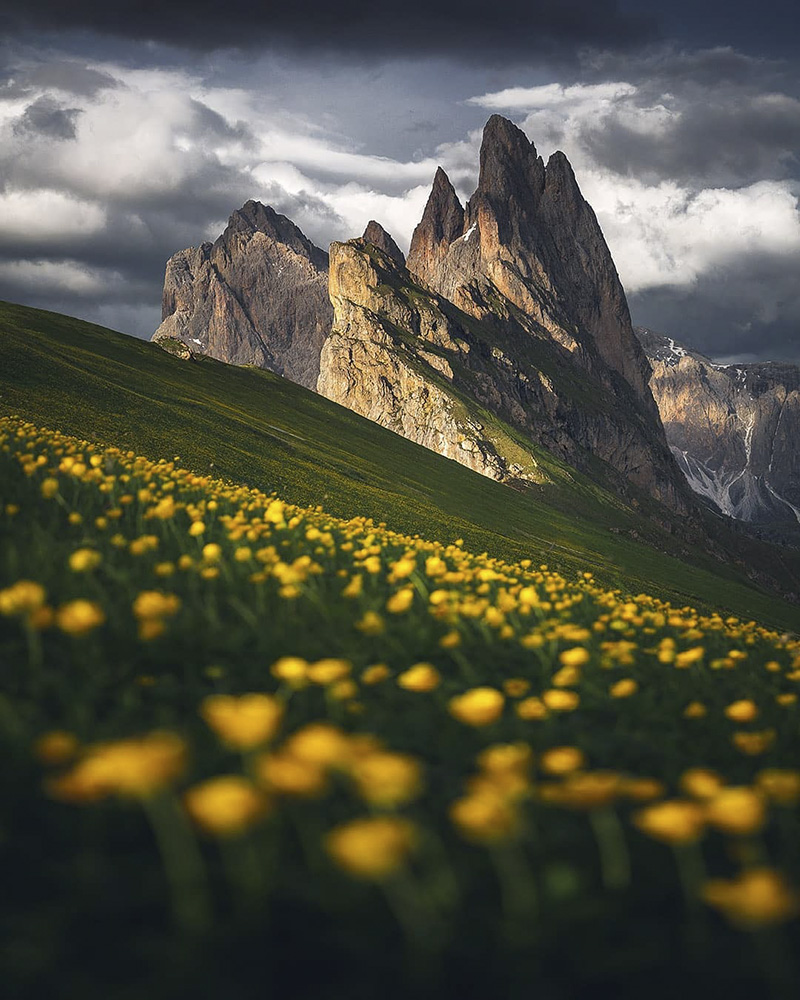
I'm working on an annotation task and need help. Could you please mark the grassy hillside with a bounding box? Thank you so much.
[2,414,800,999]
[0,299,797,631]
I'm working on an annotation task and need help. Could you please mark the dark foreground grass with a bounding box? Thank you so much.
[0,299,797,631]
[2,415,800,1000]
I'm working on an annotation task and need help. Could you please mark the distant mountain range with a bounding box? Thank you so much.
[152,114,798,543]
[637,328,800,537]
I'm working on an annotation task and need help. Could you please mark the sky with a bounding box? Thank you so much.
[0,1,799,363]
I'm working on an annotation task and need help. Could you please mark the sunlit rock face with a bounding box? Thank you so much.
[152,117,695,516]
[638,328,800,531]
[152,201,331,389]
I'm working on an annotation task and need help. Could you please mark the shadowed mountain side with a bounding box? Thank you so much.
[153,201,332,389]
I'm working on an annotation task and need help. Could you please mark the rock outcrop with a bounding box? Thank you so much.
[408,116,655,409]
[319,227,691,511]
[319,237,545,484]
[638,328,800,532]
[152,201,331,389]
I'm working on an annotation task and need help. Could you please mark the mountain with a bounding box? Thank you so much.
[153,116,693,518]
[637,328,800,536]
[153,200,331,389]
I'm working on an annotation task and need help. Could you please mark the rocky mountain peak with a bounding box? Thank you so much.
[362,220,405,268]
[152,201,331,388]
[473,114,546,219]
[406,167,465,288]
[220,200,329,271]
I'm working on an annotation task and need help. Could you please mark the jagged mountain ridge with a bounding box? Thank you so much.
[637,328,800,532]
[153,200,331,389]
[153,116,694,519]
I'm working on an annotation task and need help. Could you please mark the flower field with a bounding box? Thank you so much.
[2,412,800,998]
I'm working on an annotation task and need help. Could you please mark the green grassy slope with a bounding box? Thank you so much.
[0,299,797,630]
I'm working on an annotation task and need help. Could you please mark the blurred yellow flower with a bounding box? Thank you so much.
[450,790,519,843]
[397,663,441,692]
[325,816,417,880]
[542,689,580,712]
[633,800,706,844]
[49,732,186,801]
[185,776,268,836]
[270,656,309,688]
[200,693,284,750]
[724,699,759,722]
[540,746,585,775]
[702,869,799,928]
[350,752,423,808]
[0,580,46,617]
[705,787,766,835]
[68,549,101,573]
[448,687,505,727]
[55,599,105,636]
[609,678,638,698]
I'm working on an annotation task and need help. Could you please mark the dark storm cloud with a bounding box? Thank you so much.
[0,60,118,97]
[581,94,800,188]
[630,251,800,363]
[0,0,656,57]
[12,96,81,140]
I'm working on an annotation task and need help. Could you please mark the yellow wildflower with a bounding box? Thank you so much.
[386,588,414,614]
[755,769,800,806]
[683,701,707,719]
[185,776,267,836]
[355,611,385,635]
[450,790,519,843]
[542,689,580,712]
[325,816,417,880]
[68,548,101,573]
[55,599,105,636]
[724,699,759,722]
[397,663,441,692]
[540,746,585,775]
[633,800,706,844]
[270,656,309,688]
[732,729,776,755]
[282,724,352,769]
[515,696,548,720]
[0,580,46,617]
[448,687,505,727]
[350,752,423,808]
[49,732,186,801]
[702,869,799,928]
[609,678,638,698]
[256,753,328,798]
[307,658,352,685]
[559,647,590,669]
[680,768,725,800]
[201,693,283,750]
[705,787,766,835]
[361,663,391,685]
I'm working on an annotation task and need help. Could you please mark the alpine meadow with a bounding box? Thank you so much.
[2,6,800,996]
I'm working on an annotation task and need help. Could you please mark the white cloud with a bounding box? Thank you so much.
[0,190,106,242]
[467,81,637,111]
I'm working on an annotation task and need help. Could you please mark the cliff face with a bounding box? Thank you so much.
[407,116,655,409]
[152,201,331,389]
[638,328,800,530]
[319,231,690,512]
[319,239,546,484]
